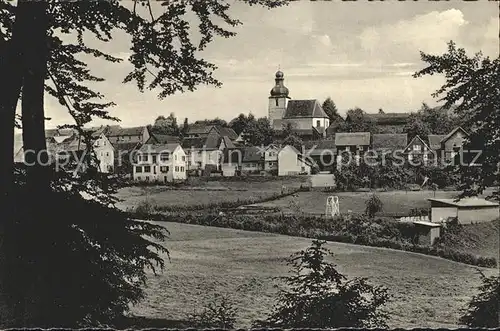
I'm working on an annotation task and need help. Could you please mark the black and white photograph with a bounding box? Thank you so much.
[1,0,499,329]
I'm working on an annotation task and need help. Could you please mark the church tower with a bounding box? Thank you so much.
[268,70,290,126]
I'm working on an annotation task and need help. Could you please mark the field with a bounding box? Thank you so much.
[115,177,308,210]
[130,222,496,328]
[252,190,494,216]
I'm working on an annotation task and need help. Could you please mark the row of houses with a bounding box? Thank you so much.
[305,127,468,169]
[13,121,468,182]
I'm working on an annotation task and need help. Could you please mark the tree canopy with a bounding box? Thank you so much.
[0,0,289,327]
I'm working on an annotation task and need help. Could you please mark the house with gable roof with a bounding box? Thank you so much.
[277,145,314,176]
[403,135,435,165]
[133,143,187,183]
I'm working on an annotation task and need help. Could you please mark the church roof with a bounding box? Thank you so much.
[270,70,290,98]
[284,100,328,119]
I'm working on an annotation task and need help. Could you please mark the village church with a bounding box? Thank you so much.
[268,70,330,139]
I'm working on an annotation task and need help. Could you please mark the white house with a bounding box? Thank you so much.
[133,143,187,183]
[182,135,235,172]
[92,133,115,173]
[277,145,313,176]
[263,144,280,171]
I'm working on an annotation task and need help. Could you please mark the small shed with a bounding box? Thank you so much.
[413,221,442,245]
[428,197,500,224]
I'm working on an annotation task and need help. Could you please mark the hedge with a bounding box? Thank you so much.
[130,210,497,269]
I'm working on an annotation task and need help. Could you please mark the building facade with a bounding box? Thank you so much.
[133,143,187,183]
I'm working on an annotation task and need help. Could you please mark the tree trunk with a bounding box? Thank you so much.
[0,1,29,324]
[20,0,49,192]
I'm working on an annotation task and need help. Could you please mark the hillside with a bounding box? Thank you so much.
[441,220,499,259]
[130,222,496,329]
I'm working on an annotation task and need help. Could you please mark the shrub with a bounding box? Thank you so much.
[459,272,499,327]
[187,294,238,328]
[254,240,390,328]
[365,194,383,218]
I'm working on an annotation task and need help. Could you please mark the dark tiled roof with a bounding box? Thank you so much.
[138,143,180,154]
[284,99,328,118]
[303,139,336,155]
[216,126,238,140]
[147,133,180,144]
[222,146,263,164]
[186,123,213,135]
[364,113,411,125]
[181,137,206,149]
[181,135,221,150]
[427,135,447,150]
[221,136,236,149]
[107,126,145,137]
[112,142,141,152]
[372,134,408,150]
[242,146,264,162]
[335,132,371,146]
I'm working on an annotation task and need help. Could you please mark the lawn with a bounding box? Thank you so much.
[115,177,308,210]
[251,189,495,216]
[130,222,496,328]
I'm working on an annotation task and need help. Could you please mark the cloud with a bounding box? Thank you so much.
[358,9,468,63]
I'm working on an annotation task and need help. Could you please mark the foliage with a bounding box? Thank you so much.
[343,107,376,133]
[322,97,341,122]
[137,209,498,268]
[254,240,390,328]
[459,272,500,327]
[404,112,431,141]
[365,194,383,218]
[229,113,254,135]
[187,294,237,329]
[414,41,500,201]
[194,118,228,127]
[1,170,168,327]
[242,116,274,146]
[0,0,289,326]
[151,113,179,135]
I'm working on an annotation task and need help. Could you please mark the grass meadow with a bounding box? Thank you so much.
[115,178,308,210]
[130,222,496,329]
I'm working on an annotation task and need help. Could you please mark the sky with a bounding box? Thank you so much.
[42,0,499,129]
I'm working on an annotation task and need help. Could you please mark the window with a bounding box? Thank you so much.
[175,154,178,161]
[408,154,413,162]
[275,99,278,107]
[152,155,157,163]
[413,145,421,152]
[153,166,157,174]
[144,166,151,173]
[316,120,321,127]
[142,155,149,162]
[164,176,167,183]
[208,154,212,161]
[182,156,186,161]
[175,166,179,172]
[180,166,185,172]
[160,166,169,173]
[160,153,170,161]
[106,152,109,157]
[135,166,142,173]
